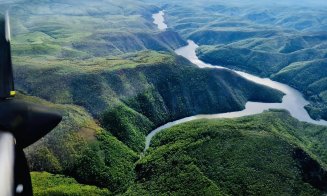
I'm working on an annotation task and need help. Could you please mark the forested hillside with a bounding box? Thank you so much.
[0,0,326,195]
[128,110,327,195]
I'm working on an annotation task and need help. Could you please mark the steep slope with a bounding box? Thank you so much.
[21,94,138,194]
[196,44,327,77]
[127,110,327,195]
[16,52,283,152]
[6,0,283,153]
[74,30,186,56]
[0,0,285,191]
[272,59,327,120]
[197,45,327,121]
[0,0,305,194]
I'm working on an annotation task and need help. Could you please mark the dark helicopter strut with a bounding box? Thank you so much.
[0,12,62,196]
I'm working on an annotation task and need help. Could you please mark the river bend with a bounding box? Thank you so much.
[145,11,327,151]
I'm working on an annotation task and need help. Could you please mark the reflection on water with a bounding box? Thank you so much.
[146,12,327,151]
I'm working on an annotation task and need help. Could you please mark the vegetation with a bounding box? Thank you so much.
[21,93,138,194]
[101,103,155,152]
[273,60,327,120]
[31,172,111,195]
[1,0,281,155]
[16,50,283,153]
[196,40,327,120]
[128,110,327,195]
[0,0,325,195]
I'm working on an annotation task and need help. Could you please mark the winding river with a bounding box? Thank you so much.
[145,11,327,151]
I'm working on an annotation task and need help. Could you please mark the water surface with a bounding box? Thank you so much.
[175,40,327,126]
[152,11,167,31]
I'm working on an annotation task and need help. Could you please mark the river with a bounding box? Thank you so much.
[145,11,327,151]
[152,11,167,31]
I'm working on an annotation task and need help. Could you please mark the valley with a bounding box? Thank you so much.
[135,9,327,195]
[0,0,326,195]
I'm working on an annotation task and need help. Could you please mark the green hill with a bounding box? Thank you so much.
[5,0,284,155]
[196,43,326,77]
[31,172,111,196]
[16,52,283,152]
[7,1,285,194]
[196,45,327,121]
[272,59,327,120]
[1,0,324,195]
[8,0,285,152]
[21,93,138,194]
[127,110,327,195]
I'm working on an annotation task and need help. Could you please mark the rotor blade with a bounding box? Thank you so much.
[18,103,62,148]
[0,100,62,148]
[5,12,10,42]
[0,13,15,99]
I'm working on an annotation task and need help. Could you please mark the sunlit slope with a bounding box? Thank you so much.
[9,0,186,57]
[128,110,327,195]
[31,172,111,196]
